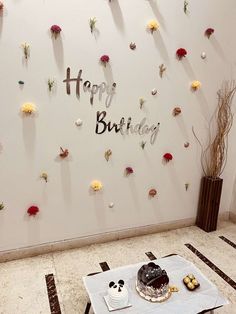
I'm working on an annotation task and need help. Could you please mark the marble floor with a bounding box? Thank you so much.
[0,220,236,314]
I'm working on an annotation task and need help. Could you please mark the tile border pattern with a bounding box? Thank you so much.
[45,273,62,314]
[99,262,110,272]
[145,251,157,260]
[185,243,236,290]
[219,235,236,249]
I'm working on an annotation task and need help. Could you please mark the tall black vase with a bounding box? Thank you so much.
[196,176,223,232]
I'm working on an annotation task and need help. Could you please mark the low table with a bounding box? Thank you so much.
[83,255,228,314]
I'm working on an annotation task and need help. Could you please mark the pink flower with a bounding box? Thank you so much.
[100,55,110,66]
[50,25,62,38]
[27,206,39,216]
[176,48,187,59]
[163,153,173,162]
[149,189,157,197]
[205,28,214,38]
[125,167,133,175]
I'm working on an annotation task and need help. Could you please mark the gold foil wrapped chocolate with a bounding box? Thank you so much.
[183,274,200,291]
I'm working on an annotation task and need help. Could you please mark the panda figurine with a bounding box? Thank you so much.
[108,280,129,309]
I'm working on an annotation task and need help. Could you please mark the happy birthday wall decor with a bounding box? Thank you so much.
[63,67,116,107]
[95,111,160,145]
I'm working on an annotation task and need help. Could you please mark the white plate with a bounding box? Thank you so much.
[103,295,132,312]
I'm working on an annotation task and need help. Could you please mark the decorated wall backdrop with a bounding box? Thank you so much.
[1,0,236,251]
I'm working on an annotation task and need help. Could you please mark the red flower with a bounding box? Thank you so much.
[125,167,133,175]
[163,153,173,162]
[176,48,187,59]
[27,206,39,216]
[100,55,110,65]
[50,25,62,36]
[205,28,214,38]
[59,147,69,158]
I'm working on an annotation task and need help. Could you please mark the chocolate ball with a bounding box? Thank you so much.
[192,279,199,286]
[183,277,190,284]
[188,274,195,280]
[187,282,195,290]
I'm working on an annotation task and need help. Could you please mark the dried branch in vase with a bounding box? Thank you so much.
[193,80,236,178]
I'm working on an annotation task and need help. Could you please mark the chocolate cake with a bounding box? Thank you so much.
[136,262,171,302]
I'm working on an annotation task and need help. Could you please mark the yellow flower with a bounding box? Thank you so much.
[21,102,36,114]
[91,180,103,191]
[147,20,159,32]
[191,81,201,89]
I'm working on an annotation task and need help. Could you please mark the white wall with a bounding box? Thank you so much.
[0,0,236,251]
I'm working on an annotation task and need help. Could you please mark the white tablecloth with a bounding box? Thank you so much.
[83,255,229,314]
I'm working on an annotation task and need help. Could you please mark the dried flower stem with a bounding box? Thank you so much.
[48,79,55,92]
[89,17,97,33]
[21,43,30,59]
[159,64,166,78]
[184,1,189,14]
[193,80,236,178]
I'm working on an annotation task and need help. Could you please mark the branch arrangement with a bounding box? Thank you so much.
[193,80,236,178]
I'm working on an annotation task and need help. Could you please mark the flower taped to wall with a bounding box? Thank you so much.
[100,55,110,67]
[48,79,55,92]
[147,20,159,33]
[163,153,173,162]
[59,147,69,158]
[149,189,157,198]
[75,118,83,127]
[125,167,133,175]
[50,25,62,38]
[89,17,97,33]
[90,180,103,191]
[205,28,214,38]
[40,172,48,183]
[129,42,136,50]
[27,206,39,216]
[104,149,112,161]
[0,203,4,210]
[191,80,201,90]
[176,48,187,59]
[21,43,30,59]
[184,0,189,14]
[140,141,146,149]
[0,2,4,10]
[159,64,166,78]
[21,102,36,115]
[173,107,181,116]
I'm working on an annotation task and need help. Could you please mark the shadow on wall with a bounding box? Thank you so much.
[25,211,41,245]
[60,159,72,206]
[55,155,72,206]
[166,163,189,208]
[148,0,167,32]
[175,115,189,141]
[90,190,107,228]
[102,63,114,85]
[181,58,196,79]
[51,35,64,74]
[193,89,211,122]
[127,174,141,213]
[22,115,36,164]
[109,1,125,34]
[152,31,169,63]
[209,37,226,60]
